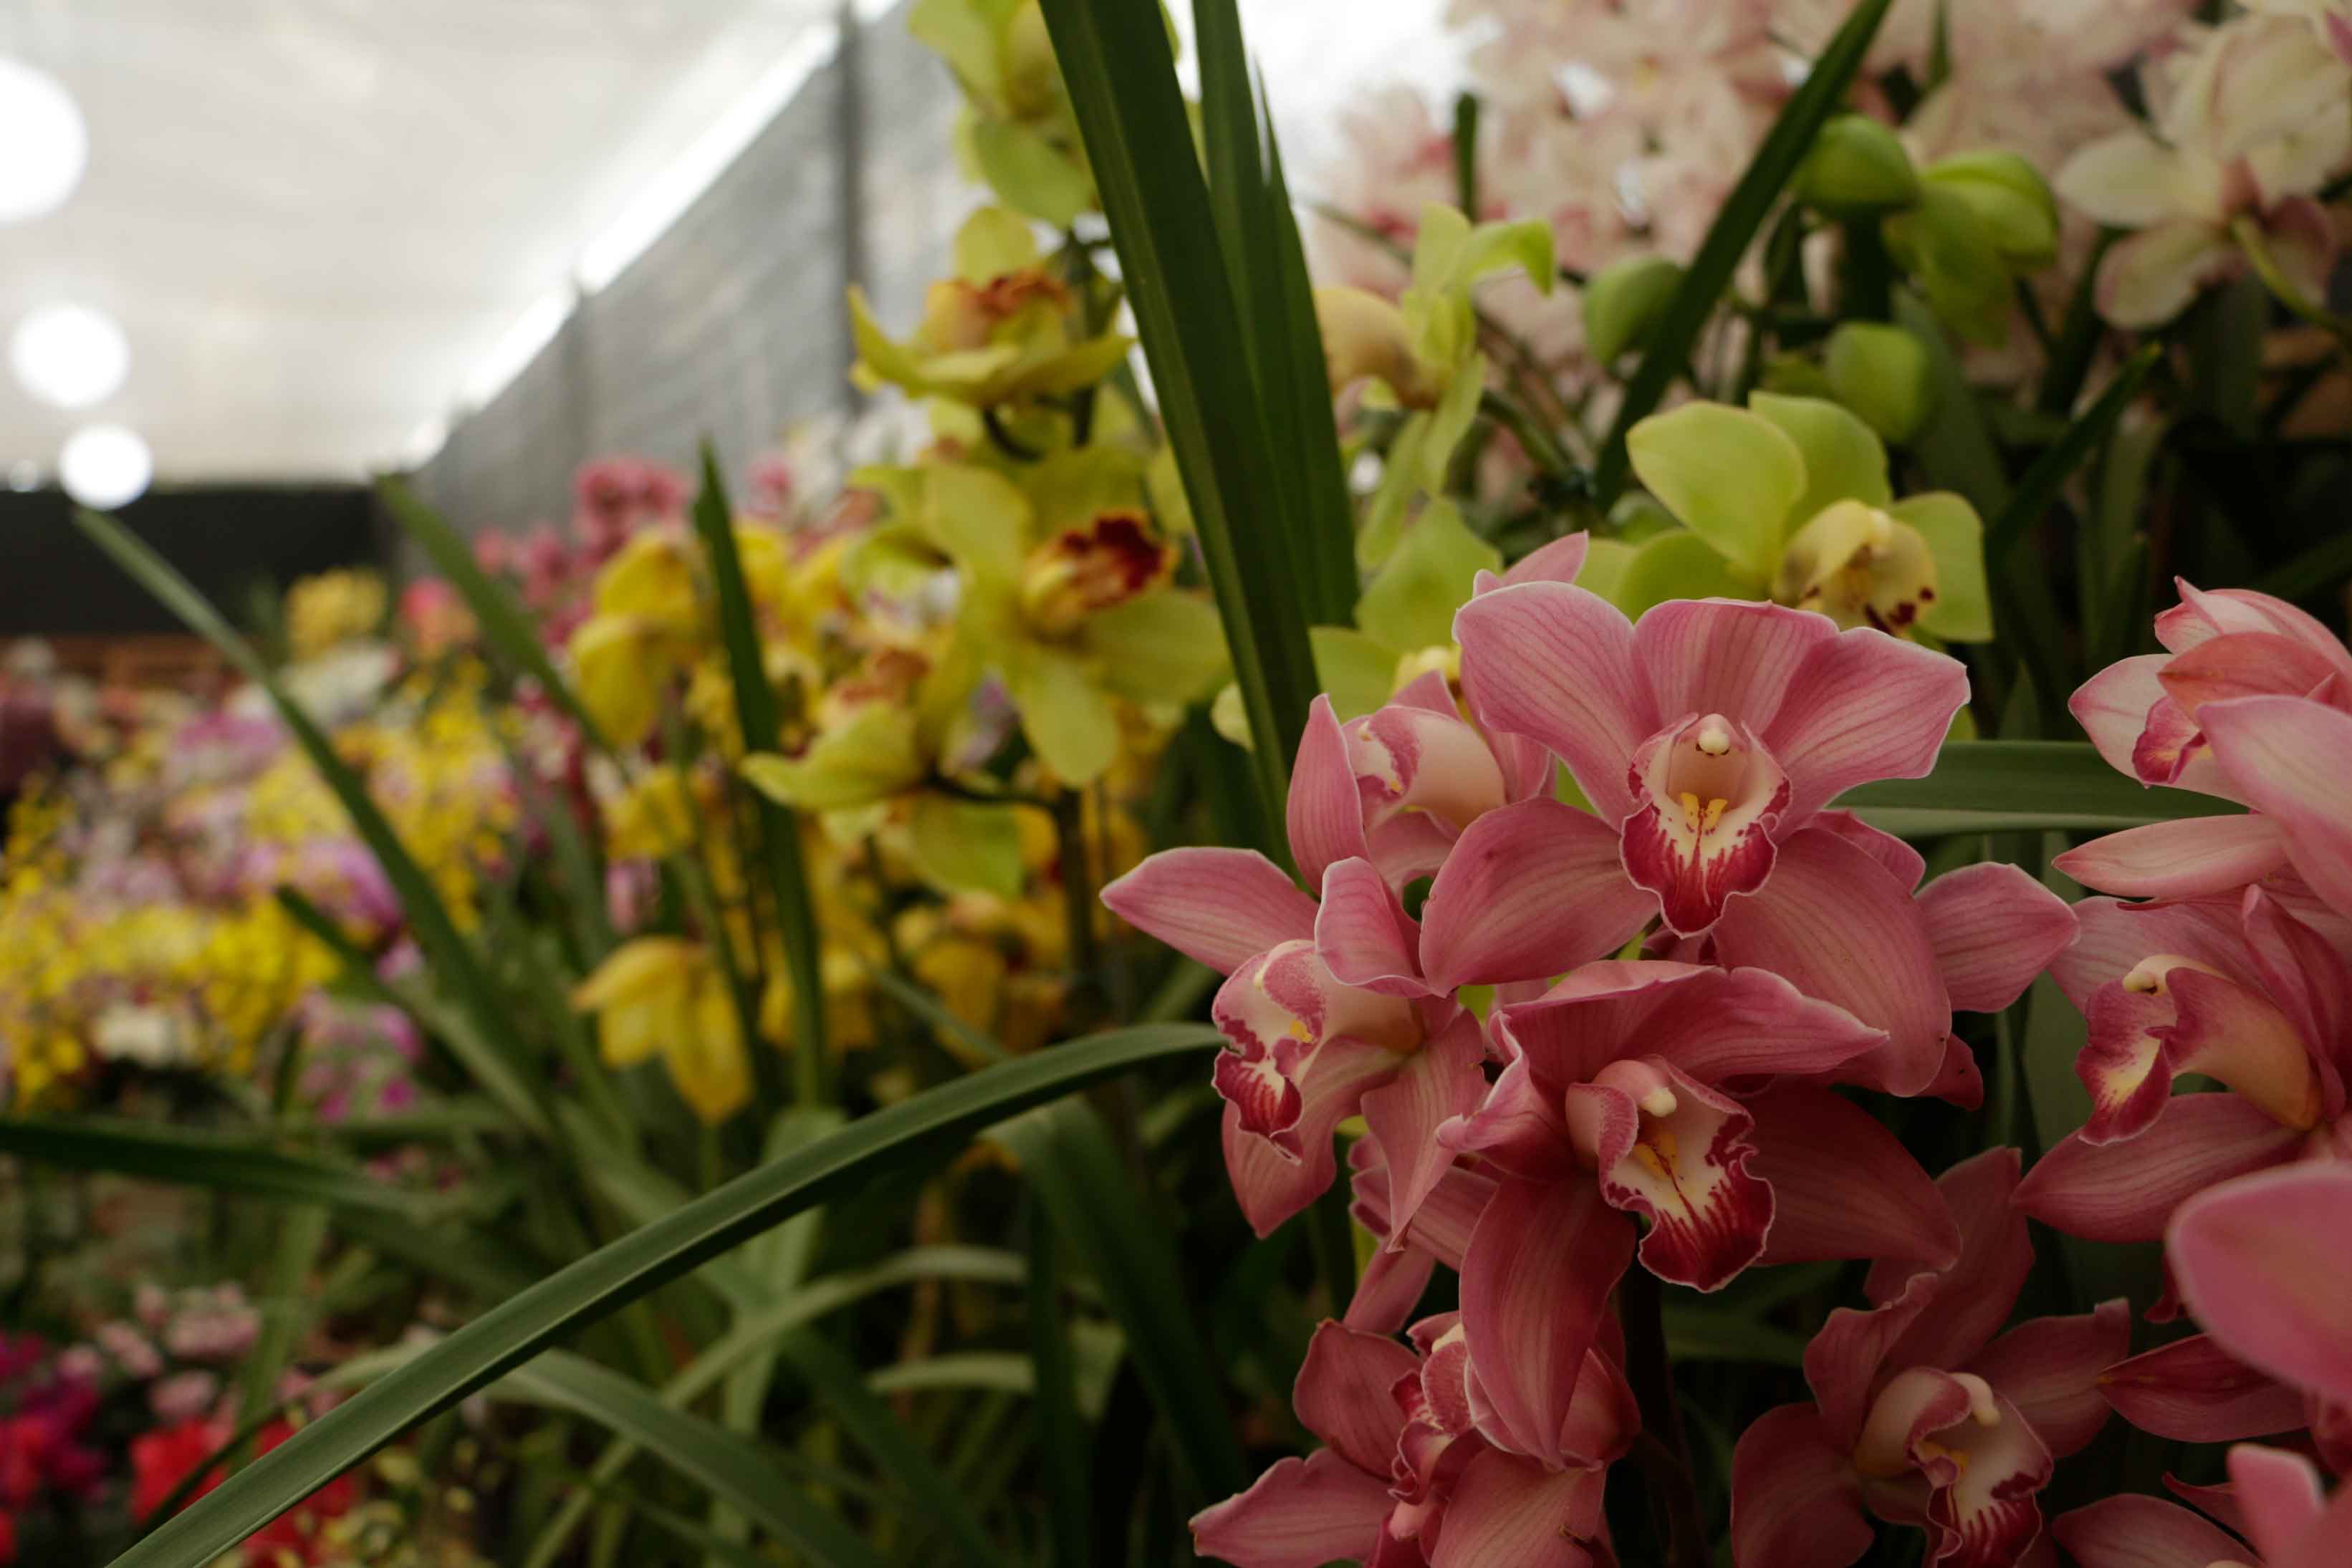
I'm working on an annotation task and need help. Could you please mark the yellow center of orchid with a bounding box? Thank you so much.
[1775,499,1940,636]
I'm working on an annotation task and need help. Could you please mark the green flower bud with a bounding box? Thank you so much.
[1758,353,1837,402]
[1882,187,2010,345]
[1793,115,1921,217]
[1824,322,1933,443]
[1581,255,1684,364]
[1924,150,2059,269]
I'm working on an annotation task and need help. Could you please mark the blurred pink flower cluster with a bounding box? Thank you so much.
[468,456,691,644]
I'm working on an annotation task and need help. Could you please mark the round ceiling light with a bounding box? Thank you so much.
[0,57,89,223]
[59,424,152,510]
[10,304,129,408]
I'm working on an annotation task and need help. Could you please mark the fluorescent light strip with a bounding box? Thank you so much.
[457,287,572,410]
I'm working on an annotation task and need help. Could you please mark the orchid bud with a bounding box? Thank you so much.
[1825,322,1933,443]
[1923,150,2059,269]
[1794,115,1920,217]
[1581,254,1684,364]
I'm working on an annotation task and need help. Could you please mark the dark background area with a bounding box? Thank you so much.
[0,487,383,637]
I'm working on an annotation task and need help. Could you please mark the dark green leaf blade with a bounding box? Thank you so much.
[0,1119,428,1218]
[990,1098,1245,1500]
[1835,741,2235,829]
[100,1024,1220,1568]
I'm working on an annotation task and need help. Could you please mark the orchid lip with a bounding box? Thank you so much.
[1853,1367,1998,1480]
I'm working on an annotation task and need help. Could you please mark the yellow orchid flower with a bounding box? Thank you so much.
[571,937,748,1124]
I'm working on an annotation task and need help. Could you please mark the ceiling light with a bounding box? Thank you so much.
[59,425,152,510]
[11,304,130,408]
[0,57,89,223]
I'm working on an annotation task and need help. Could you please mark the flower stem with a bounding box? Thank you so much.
[1619,1265,1705,1568]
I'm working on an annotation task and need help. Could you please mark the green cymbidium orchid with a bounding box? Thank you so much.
[1611,392,1993,643]
[908,0,1097,224]
[848,206,1131,410]
[1314,203,1555,567]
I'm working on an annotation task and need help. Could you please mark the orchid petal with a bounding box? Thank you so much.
[2169,1163,2352,1408]
[1343,1244,1436,1335]
[1565,1062,1772,1289]
[2161,583,2352,680]
[1812,807,1927,889]
[2051,895,2253,1012]
[2203,696,2352,925]
[1729,1403,1876,1568]
[1436,1046,1573,1181]
[1101,847,1316,973]
[1621,713,1789,935]
[1498,532,1591,587]
[1455,582,1651,817]
[1919,862,2080,1013]
[1762,625,1969,824]
[2243,888,2352,1100]
[2054,817,2290,902]
[2098,1332,2306,1443]
[1630,598,1837,739]
[2050,1495,2248,1568]
[1189,1448,1393,1568]
[1460,1175,1635,1468]
[1361,1012,1489,1246]
[2229,1443,2330,1568]
[2156,968,2324,1132]
[1288,696,1373,892]
[1808,1267,1944,1450]
[1633,967,1888,1084]
[2070,655,2174,781]
[1295,1321,1419,1476]
[1416,798,1652,991]
[2157,630,2346,717]
[1966,1300,2130,1459]
[1746,1084,1959,1270]
[1712,827,1952,1096]
[1347,704,1509,838]
[1873,1149,2034,1375]
[1428,1448,1608,1568]
[1221,1039,1403,1238]
[1921,1387,2053,1568]
[2096,219,2240,330]
[1316,858,1429,996]
[2014,1096,2303,1243]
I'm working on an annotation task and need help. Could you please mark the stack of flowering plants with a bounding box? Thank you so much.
[11,0,2352,1565]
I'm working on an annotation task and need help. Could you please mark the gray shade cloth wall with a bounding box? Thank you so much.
[408,2,965,535]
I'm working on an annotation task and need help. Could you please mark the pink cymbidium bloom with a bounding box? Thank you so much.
[2063,581,2352,918]
[1732,1150,2129,1568]
[1454,590,2072,1094]
[2053,1444,2352,1568]
[1431,963,1960,1436]
[1191,1316,1637,1568]
[2014,888,2350,1247]
[1095,723,1505,1241]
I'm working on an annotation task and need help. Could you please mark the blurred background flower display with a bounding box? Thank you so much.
[1,1,2348,1566]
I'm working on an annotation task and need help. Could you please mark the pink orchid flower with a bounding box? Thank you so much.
[2054,1443,2352,1568]
[1732,1150,2128,1568]
[2063,582,2352,918]
[1105,656,1665,1236]
[2014,889,2350,1249]
[1434,963,1963,1438]
[1454,590,2071,1094]
[1192,1316,1638,1568]
[2093,1160,2352,1478]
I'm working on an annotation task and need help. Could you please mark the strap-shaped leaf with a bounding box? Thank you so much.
[1835,741,2235,831]
[101,1024,1219,1568]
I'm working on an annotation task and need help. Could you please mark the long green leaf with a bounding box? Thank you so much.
[1835,741,2235,830]
[0,1119,433,1218]
[688,447,830,1100]
[1026,1212,1090,1568]
[1985,345,2161,566]
[1593,0,1895,501]
[69,506,547,1131]
[521,1246,1027,1568]
[377,478,606,745]
[499,1351,891,1568]
[775,1330,1009,1568]
[989,1099,1244,1500]
[103,1024,1219,1568]
[1038,0,1323,861]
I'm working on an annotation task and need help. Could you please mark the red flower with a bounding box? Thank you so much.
[130,1419,357,1566]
